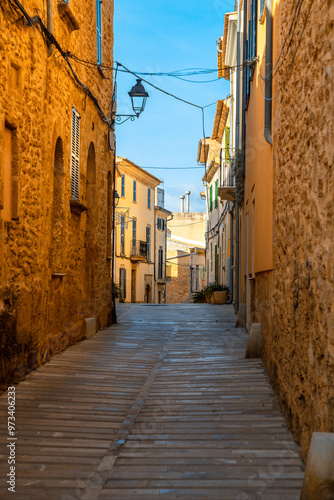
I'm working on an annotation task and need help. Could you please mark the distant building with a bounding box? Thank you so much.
[198,100,234,294]
[115,157,170,303]
[166,193,206,303]
[0,0,114,389]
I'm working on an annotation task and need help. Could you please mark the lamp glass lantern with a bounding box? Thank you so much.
[128,79,149,117]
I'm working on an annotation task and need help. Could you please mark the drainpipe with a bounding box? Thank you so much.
[264,0,273,145]
[47,0,53,55]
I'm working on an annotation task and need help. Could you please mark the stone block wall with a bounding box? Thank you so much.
[0,0,114,390]
[268,0,334,459]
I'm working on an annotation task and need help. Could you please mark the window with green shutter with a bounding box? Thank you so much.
[215,180,218,208]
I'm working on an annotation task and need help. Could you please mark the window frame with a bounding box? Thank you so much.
[120,215,125,254]
[133,179,137,203]
[121,175,125,197]
[147,188,151,209]
[146,226,151,261]
[96,0,102,66]
[70,107,80,201]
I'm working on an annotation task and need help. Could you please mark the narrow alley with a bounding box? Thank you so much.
[0,304,305,499]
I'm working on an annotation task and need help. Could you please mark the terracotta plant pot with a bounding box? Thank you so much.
[212,291,228,304]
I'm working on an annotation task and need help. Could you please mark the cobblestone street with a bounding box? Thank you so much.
[0,304,305,499]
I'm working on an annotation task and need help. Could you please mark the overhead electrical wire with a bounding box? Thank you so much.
[258,0,314,100]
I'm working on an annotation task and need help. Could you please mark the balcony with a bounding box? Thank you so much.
[218,164,235,202]
[130,240,147,262]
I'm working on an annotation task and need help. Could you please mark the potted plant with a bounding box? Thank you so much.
[112,283,122,303]
[205,283,230,304]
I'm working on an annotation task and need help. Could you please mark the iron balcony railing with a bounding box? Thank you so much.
[130,239,147,260]
[221,162,235,188]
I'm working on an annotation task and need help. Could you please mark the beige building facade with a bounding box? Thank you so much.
[115,158,170,303]
[0,0,114,390]
[166,209,206,303]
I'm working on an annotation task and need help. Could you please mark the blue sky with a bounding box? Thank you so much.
[114,0,234,212]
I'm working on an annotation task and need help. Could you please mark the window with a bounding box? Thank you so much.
[2,126,18,221]
[203,265,205,281]
[96,0,102,65]
[121,175,125,197]
[196,265,199,291]
[158,246,163,279]
[210,242,213,271]
[157,217,165,230]
[209,185,213,211]
[70,107,80,200]
[215,180,218,209]
[119,268,126,299]
[245,0,258,107]
[133,180,136,202]
[132,218,136,250]
[120,215,125,254]
[148,188,151,208]
[146,226,151,261]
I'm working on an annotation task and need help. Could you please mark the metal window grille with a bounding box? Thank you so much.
[158,247,163,279]
[132,219,136,248]
[148,188,151,208]
[146,226,151,261]
[96,0,102,65]
[121,215,125,254]
[70,107,80,200]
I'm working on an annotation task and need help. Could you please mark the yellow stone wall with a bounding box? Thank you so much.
[0,0,114,390]
[269,0,334,460]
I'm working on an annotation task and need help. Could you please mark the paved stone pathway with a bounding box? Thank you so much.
[0,304,304,499]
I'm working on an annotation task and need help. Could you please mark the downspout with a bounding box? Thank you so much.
[47,0,53,55]
[264,0,273,145]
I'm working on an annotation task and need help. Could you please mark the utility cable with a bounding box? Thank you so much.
[258,0,314,100]
[259,0,305,81]
[6,0,112,127]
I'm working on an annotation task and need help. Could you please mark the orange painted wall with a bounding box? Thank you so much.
[240,0,275,302]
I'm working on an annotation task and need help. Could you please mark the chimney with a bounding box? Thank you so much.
[180,195,185,213]
[185,191,191,212]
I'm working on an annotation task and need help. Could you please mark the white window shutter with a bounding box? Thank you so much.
[71,107,80,201]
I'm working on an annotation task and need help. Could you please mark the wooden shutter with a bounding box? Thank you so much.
[71,107,80,200]
[133,180,136,202]
[96,0,102,65]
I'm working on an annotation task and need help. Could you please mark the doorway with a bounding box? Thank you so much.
[131,269,136,303]
[146,284,151,303]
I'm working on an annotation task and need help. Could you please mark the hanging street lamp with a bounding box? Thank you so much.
[128,79,149,117]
